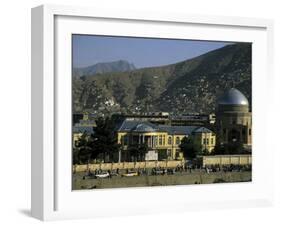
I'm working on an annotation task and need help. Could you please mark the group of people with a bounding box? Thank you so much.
[83,163,251,179]
[204,164,252,173]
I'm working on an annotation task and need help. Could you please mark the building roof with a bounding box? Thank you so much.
[116,120,158,132]
[73,126,94,134]
[117,119,214,135]
[217,88,249,106]
[158,125,197,135]
[192,127,213,133]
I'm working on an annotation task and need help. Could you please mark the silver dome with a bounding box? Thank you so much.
[218,88,249,106]
[132,123,156,132]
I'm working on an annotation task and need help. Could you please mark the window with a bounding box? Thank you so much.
[249,129,251,136]
[203,138,209,145]
[167,149,171,157]
[211,138,213,145]
[176,137,180,145]
[159,135,163,145]
[168,136,172,145]
[123,135,128,145]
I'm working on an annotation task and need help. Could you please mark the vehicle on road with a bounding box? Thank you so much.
[122,171,138,177]
[94,172,110,178]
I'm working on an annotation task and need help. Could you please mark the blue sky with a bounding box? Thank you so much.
[72,35,232,69]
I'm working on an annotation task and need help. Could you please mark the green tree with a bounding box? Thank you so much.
[138,143,149,161]
[92,117,121,162]
[127,144,139,162]
[214,142,245,155]
[179,136,202,160]
[226,142,245,154]
[73,116,121,164]
[74,133,98,164]
[127,143,149,162]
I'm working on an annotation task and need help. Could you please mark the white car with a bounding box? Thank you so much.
[122,171,138,177]
[94,172,110,178]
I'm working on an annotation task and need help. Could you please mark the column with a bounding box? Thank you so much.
[118,149,121,163]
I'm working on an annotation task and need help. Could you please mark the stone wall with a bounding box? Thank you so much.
[201,155,252,166]
[73,160,184,172]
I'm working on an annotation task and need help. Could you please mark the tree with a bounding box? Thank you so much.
[73,116,121,164]
[127,143,149,162]
[92,117,121,162]
[74,133,98,164]
[127,144,139,162]
[213,142,245,155]
[226,142,245,154]
[179,136,202,160]
[138,143,149,161]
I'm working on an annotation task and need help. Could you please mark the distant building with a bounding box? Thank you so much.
[216,88,252,149]
[112,113,170,125]
[116,119,216,161]
[73,112,96,125]
[170,114,211,126]
[73,126,94,147]
[112,112,214,126]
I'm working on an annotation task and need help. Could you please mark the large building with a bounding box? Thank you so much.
[216,88,252,149]
[113,112,215,126]
[116,119,216,161]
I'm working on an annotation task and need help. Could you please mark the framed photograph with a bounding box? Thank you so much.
[31,4,274,221]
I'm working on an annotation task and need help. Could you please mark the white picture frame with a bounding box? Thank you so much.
[31,4,274,221]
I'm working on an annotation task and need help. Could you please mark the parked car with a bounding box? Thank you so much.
[122,171,138,177]
[94,172,110,178]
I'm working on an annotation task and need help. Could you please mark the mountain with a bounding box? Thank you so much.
[73,60,136,77]
[73,43,251,115]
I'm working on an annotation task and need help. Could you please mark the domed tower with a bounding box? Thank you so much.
[216,88,252,149]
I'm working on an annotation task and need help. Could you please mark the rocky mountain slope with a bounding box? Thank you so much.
[73,43,251,115]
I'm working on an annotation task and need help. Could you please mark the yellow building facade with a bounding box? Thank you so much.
[116,120,216,161]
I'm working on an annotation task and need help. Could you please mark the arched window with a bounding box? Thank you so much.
[159,135,163,145]
[176,137,180,145]
[168,136,172,145]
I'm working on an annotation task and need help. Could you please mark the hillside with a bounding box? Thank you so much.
[73,43,251,115]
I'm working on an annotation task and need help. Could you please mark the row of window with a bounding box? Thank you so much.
[158,136,182,146]
[230,118,251,125]
[203,138,214,145]
[168,136,181,145]
[121,135,183,146]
